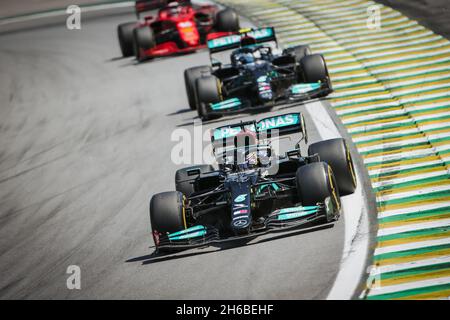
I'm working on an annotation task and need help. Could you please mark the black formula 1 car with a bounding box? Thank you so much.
[183,27,333,121]
[149,113,356,251]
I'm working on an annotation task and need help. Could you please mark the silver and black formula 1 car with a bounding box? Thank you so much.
[183,27,333,121]
[149,113,356,251]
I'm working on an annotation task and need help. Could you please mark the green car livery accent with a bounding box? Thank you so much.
[212,113,301,140]
[290,83,321,95]
[210,98,242,111]
[207,27,274,50]
[276,205,319,221]
[168,225,207,241]
[257,183,280,194]
[213,124,256,140]
[257,113,300,131]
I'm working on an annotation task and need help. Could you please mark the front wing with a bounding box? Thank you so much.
[140,43,206,59]
[205,80,332,116]
[155,197,339,250]
[139,32,234,59]
[286,80,333,101]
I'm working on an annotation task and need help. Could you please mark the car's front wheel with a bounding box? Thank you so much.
[133,26,155,62]
[184,66,212,110]
[117,22,136,57]
[300,54,332,97]
[150,191,187,250]
[195,75,222,121]
[308,138,357,196]
[296,162,340,222]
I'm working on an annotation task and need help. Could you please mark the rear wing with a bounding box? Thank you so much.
[211,113,307,150]
[135,0,166,14]
[135,0,191,15]
[207,27,277,54]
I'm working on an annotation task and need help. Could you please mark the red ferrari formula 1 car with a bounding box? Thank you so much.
[118,1,240,62]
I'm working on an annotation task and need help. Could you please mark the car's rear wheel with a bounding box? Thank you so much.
[184,66,212,110]
[175,164,215,197]
[196,75,222,121]
[284,45,311,82]
[150,191,186,250]
[215,8,240,32]
[283,45,311,63]
[308,138,357,196]
[133,26,155,62]
[117,22,136,57]
[296,162,340,222]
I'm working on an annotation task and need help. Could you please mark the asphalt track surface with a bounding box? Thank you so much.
[0,9,360,299]
[0,0,115,18]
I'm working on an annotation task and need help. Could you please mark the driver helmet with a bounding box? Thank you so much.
[240,36,257,47]
[167,2,180,15]
[234,129,258,168]
[234,129,257,148]
[238,52,255,65]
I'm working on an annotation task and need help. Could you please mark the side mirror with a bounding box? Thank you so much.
[211,58,222,68]
[187,168,201,177]
[286,149,300,158]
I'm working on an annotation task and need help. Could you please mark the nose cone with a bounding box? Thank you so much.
[231,215,251,232]
[230,186,252,234]
[177,21,199,46]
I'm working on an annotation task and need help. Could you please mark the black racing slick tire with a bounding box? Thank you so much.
[296,162,341,217]
[150,191,186,249]
[301,54,328,83]
[175,164,215,197]
[117,22,136,57]
[283,45,311,63]
[184,66,212,110]
[196,75,221,121]
[308,138,357,196]
[300,54,332,97]
[215,8,240,32]
[133,26,155,61]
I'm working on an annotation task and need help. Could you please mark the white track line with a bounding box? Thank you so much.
[374,237,450,256]
[303,102,370,300]
[0,1,134,26]
[368,160,444,176]
[371,256,450,276]
[377,186,450,203]
[358,137,429,153]
[368,276,450,297]
[378,218,450,237]
[355,129,421,144]
[337,102,400,116]
[378,201,450,219]
[372,170,449,189]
